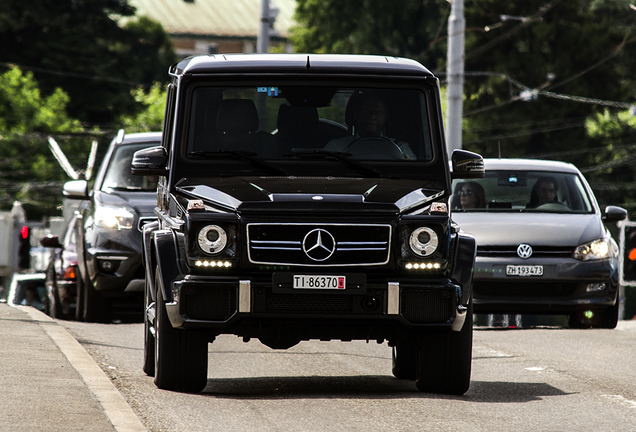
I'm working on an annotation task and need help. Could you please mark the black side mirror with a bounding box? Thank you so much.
[131,146,169,176]
[40,235,62,249]
[603,205,628,223]
[451,149,485,179]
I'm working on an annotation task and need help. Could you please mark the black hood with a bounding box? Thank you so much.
[175,176,446,214]
[95,190,158,216]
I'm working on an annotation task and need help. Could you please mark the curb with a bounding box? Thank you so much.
[22,306,147,432]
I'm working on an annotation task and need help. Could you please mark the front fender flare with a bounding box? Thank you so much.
[150,229,181,305]
[450,231,476,307]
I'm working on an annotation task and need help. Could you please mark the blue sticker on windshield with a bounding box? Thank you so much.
[257,86,278,96]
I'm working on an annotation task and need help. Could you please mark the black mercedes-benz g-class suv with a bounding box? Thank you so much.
[132,54,484,395]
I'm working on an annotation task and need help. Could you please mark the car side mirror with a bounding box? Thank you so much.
[63,180,89,199]
[131,146,169,177]
[603,205,627,223]
[39,235,62,249]
[451,149,485,179]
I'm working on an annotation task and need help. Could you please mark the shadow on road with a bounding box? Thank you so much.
[200,376,571,402]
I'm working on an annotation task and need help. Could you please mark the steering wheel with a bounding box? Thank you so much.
[343,136,406,160]
[535,202,569,211]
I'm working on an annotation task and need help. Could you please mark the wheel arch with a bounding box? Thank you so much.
[449,231,476,307]
[149,228,181,305]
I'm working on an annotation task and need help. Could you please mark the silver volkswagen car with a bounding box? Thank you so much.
[452,158,627,328]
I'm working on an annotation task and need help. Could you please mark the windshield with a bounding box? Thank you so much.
[102,143,159,191]
[451,170,594,213]
[185,85,434,163]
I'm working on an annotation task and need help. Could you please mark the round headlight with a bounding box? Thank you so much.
[409,227,438,257]
[197,225,227,254]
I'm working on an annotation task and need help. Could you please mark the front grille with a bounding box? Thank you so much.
[183,286,236,320]
[253,288,385,315]
[477,245,574,259]
[401,289,453,323]
[247,223,391,266]
[474,281,578,298]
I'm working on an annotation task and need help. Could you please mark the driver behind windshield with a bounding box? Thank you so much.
[527,176,559,208]
[324,94,416,160]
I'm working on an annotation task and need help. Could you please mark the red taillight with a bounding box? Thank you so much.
[63,266,76,280]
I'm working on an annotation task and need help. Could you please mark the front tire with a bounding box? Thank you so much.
[391,338,417,380]
[81,270,110,323]
[415,301,473,395]
[142,275,155,377]
[48,283,64,319]
[597,298,619,329]
[154,267,208,392]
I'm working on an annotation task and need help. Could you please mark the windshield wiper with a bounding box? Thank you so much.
[106,186,148,191]
[283,150,384,177]
[187,150,288,176]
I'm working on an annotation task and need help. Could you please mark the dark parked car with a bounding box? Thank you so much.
[451,158,627,328]
[64,131,160,322]
[39,215,79,320]
[132,53,484,394]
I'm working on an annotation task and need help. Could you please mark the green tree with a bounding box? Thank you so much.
[0,66,90,218]
[292,0,636,213]
[583,109,636,213]
[118,83,166,132]
[291,0,450,69]
[0,1,176,128]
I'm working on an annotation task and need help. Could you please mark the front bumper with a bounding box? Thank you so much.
[472,256,618,314]
[164,274,469,339]
[86,247,144,292]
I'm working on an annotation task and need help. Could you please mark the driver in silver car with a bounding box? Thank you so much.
[324,95,416,160]
[527,176,559,208]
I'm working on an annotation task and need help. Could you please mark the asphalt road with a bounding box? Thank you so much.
[59,319,636,432]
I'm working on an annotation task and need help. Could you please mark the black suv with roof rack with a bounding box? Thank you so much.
[132,53,484,395]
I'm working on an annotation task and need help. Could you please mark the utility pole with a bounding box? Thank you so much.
[446,0,465,154]
[257,0,270,130]
[257,0,270,54]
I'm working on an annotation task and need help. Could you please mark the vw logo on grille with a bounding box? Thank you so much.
[302,228,336,261]
[517,243,533,259]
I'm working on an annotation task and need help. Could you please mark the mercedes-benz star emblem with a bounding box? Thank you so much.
[302,228,336,261]
[517,243,533,259]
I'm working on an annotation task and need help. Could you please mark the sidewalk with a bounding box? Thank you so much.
[0,302,146,432]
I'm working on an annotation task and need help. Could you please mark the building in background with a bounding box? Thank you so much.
[129,0,297,58]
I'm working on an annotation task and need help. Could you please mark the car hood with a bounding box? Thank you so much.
[452,212,604,247]
[175,176,446,214]
[96,190,157,216]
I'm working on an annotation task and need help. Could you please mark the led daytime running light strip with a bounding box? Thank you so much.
[194,260,232,268]
[405,262,441,270]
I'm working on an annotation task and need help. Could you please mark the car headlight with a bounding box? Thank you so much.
[94,205,134,230]
[573,239,610,261]
[197,225,228,254]
[409,227,438,257]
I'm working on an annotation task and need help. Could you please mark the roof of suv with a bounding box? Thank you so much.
[120,131,162,145]
[483,158,581,174]
[172,53,435,78]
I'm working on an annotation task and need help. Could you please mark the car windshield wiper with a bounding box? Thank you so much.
[187,150,288,176]
[106,186,149,191]
[283,150,384,177]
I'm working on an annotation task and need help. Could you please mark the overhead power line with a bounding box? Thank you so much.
[0,61,152,87]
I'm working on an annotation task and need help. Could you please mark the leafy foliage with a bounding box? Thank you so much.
[292,0,636,213]
[292,0,450,69]
[118,83,167,133]
[0,1,176,128]
[0,67,91,218]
